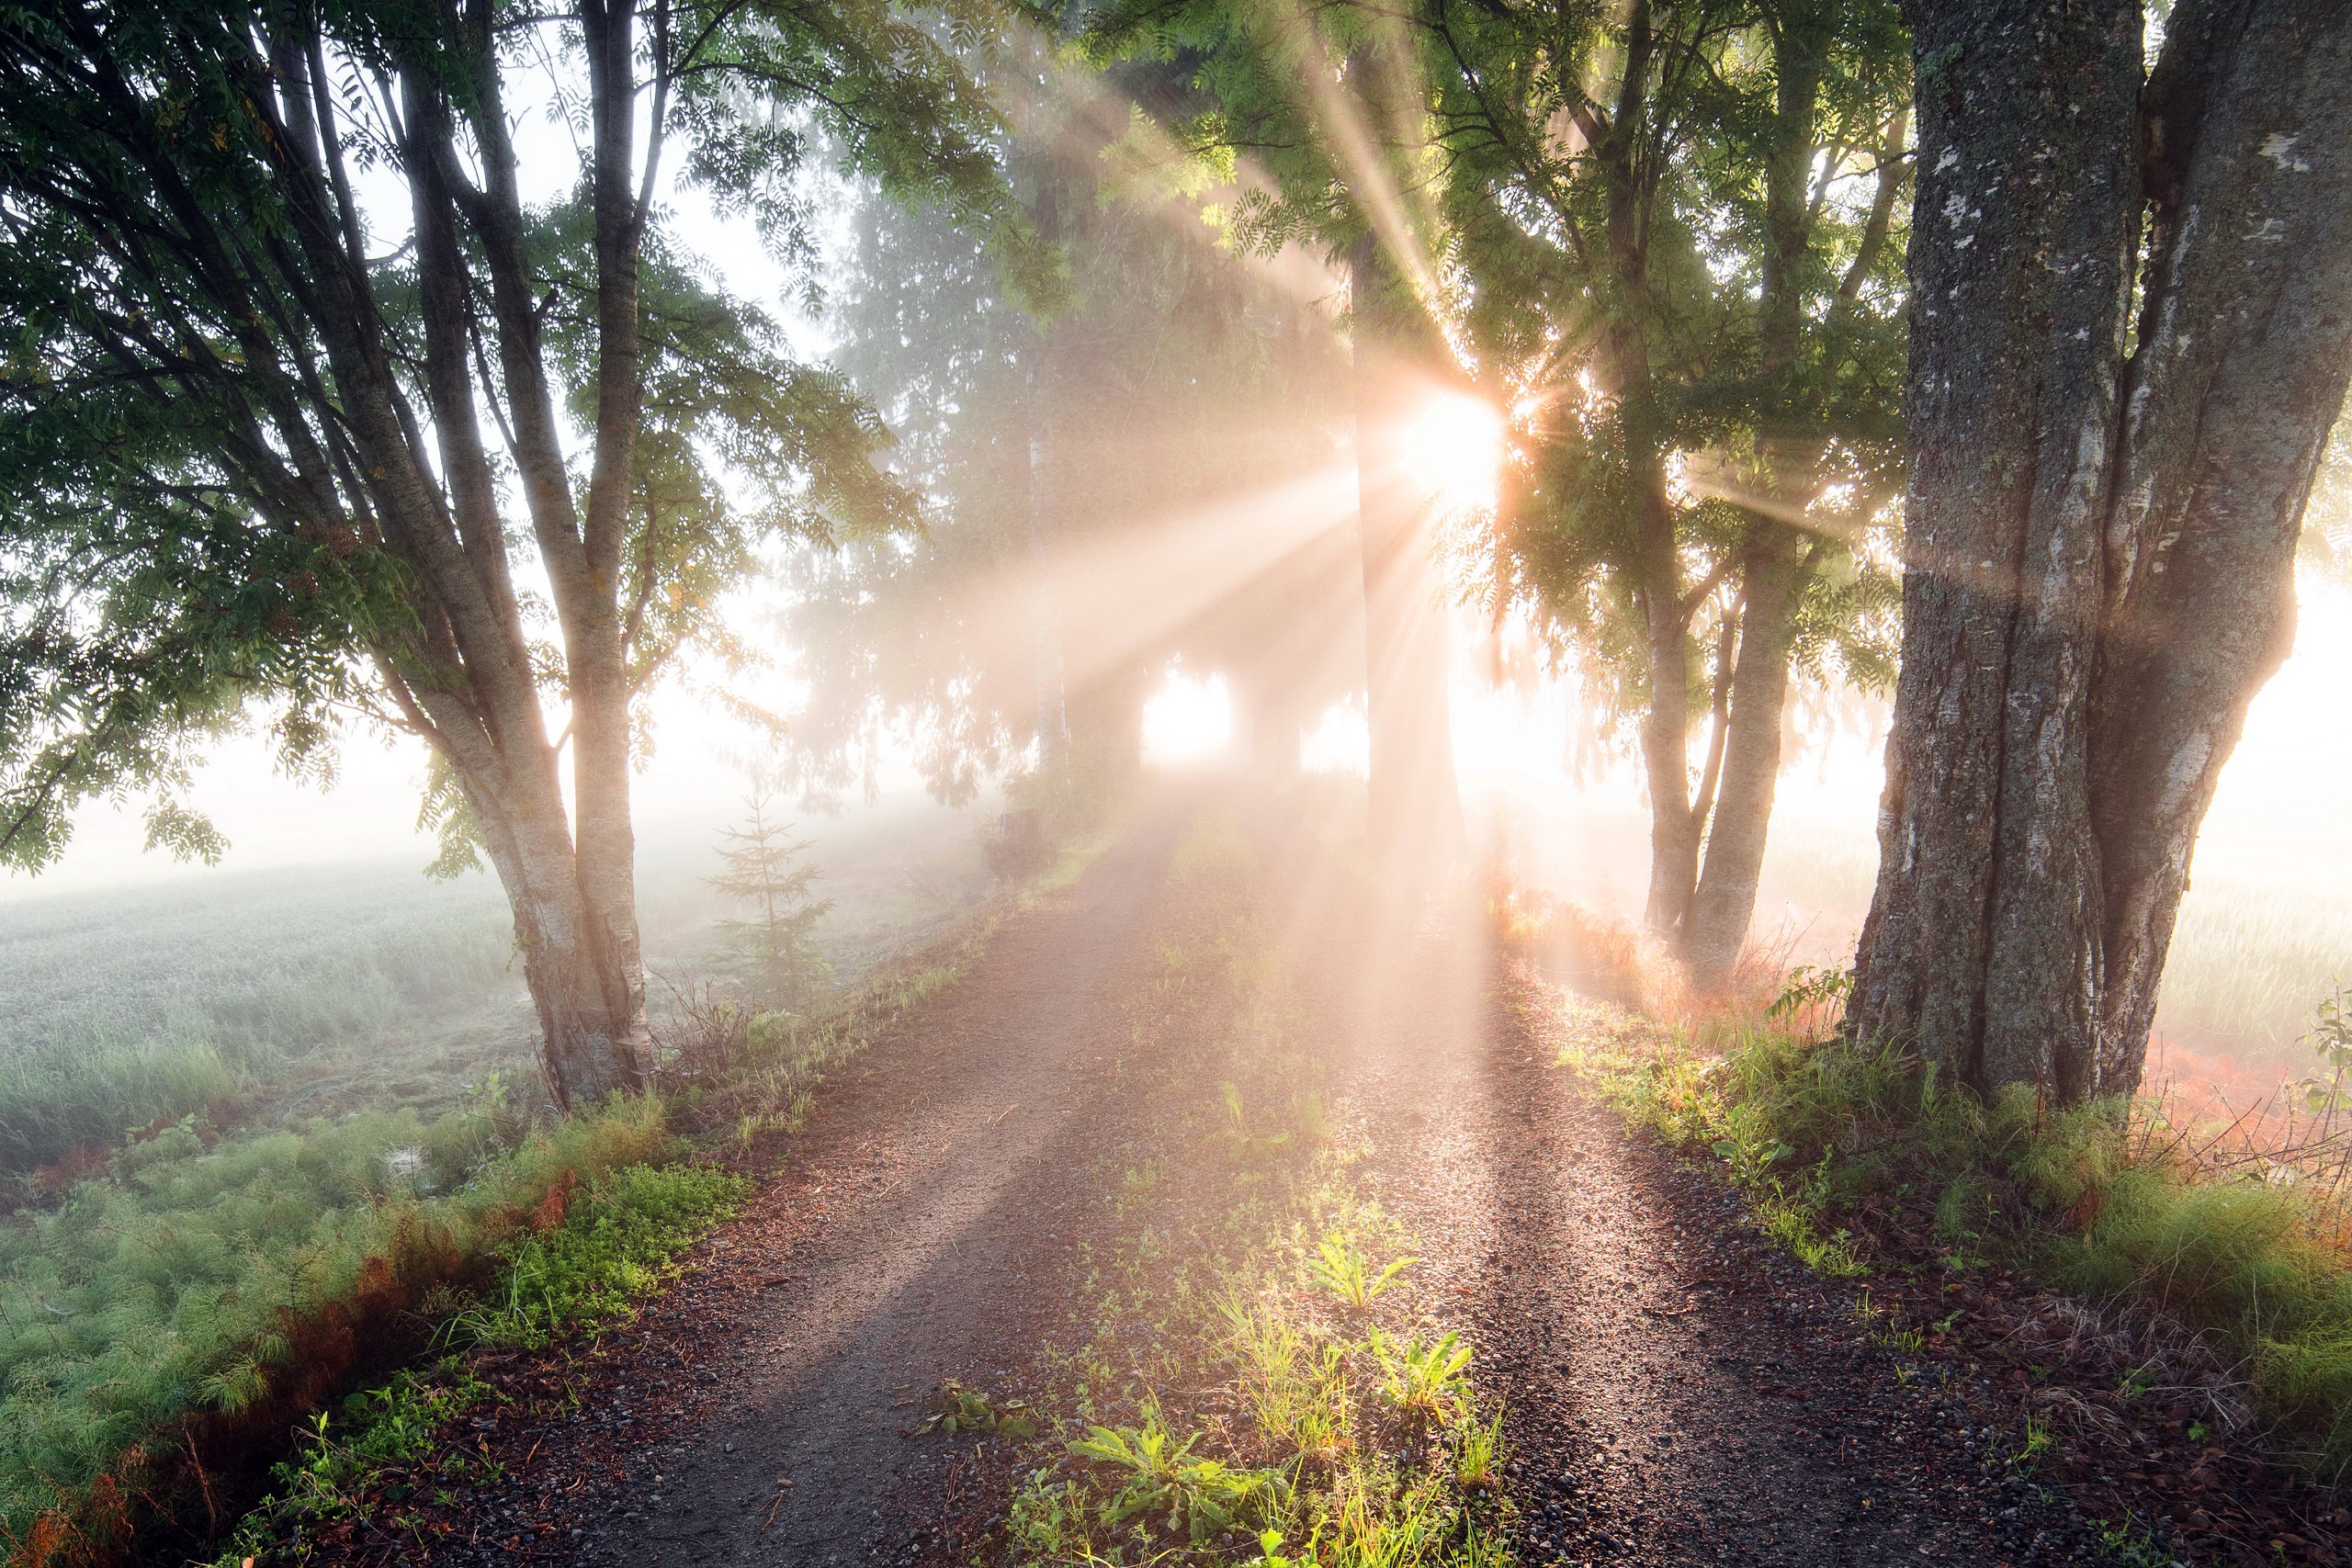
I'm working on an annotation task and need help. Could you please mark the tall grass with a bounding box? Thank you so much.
[1515,891,2352,1484]
[0,1042,242,1175]
[0,1089,686,1565]
[0,866,524,1176]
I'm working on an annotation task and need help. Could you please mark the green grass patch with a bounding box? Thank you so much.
[1556,980,2352,1482]
[211,1159,745,1563]
[1002,811,1515,1566]
[0,1086,717,1564]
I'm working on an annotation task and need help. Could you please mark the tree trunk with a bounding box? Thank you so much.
[2087,0,2352,1086]
[1852,0,2352,1101]
[458,767,648,1110]
[1024,364,1070,774]
[1685,528,1815,987]
[1350,233,1466,873]
[1633,432,1698,938]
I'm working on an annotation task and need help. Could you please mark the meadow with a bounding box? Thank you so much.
[0,791,1001,1563]
[0,795,989,1179]
[1484,778,2352,1081]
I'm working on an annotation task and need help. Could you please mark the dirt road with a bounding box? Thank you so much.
[318,799,2226,1567]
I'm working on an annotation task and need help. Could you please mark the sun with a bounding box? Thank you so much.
[1399,391,1506,516]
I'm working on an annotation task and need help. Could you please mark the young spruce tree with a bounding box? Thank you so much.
[708,793,832,1012]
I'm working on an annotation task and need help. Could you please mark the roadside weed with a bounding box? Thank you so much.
[917,1379,1039,1438]
[1453,1412,1508,1495]
[1375,1330,1475,1426]
[2008,1411,2054,1469]
[1310,1231,1416,1311]
[1071,1406,1287,1543]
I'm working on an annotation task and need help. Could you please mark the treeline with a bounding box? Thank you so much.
[2,0,2349,1178]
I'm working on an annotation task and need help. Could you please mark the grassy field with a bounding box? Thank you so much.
[0,788,1006,1566]
[1483,783,2352,1077]
[0,795,990,1178]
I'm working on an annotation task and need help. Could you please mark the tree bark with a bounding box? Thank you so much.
[2087,0,2352,1087]
[1852,0,2352,1101]
[1686,528,1816,987]
[1350,233,1466,874]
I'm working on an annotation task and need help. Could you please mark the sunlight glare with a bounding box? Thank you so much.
[1300,697,1371,778]
[1401,392,1504,516]
[1141,669,1233,765]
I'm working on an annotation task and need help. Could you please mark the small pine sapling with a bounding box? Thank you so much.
[707,791,833,1011]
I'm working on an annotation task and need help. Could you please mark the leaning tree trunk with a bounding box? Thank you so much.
[1679,10,1837,987]
[1851,0,2352,1103]
[1684,526,1816,987]
[1349,234,1466,873]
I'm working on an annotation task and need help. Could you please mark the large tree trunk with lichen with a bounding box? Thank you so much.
[1851,0,2352,1103]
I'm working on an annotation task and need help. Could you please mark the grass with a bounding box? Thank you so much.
[0,796,1053,1568]
[209,1158,746,1564]
[1515,895,2352,1486]
[0,1089,687,1564]
[1001,811,1515,1567]
[0,866,523,1175]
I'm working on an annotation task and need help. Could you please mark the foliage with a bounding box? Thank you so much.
[219,1160,744,1558]
[784,64,1351,816]
[1088,0,1912,705]
[917,1380,1039,1438]
[0,1089,684,1562]
[707,789,834,1011]
[1308,1231,1416,1312]
[1373,1330,1474,1427]
[0,0,1006,869]
[1069,1407,1287,1543]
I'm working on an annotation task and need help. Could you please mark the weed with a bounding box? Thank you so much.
[1070,1406,1286,1544]
[2009,1411,2054,1469]
[1375,1330,1475,1427]
[1453,1412,1508,1495]
[916,1380,1039,1438]
[2092,1513,2180,1567]
[1308,1231,1415,1311]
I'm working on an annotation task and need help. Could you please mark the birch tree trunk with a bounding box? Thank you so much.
[1852,0,2352,1101]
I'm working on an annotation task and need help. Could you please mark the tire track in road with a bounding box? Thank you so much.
[587,821,1180,1568]
[1295,903,2095,1566]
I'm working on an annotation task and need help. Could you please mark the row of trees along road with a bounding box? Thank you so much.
[4,0,2351,1114]
[781,48,1358,819]
[1095,0,2352,1108]
[0,0,1037,1108]
[1081,0,1911,961]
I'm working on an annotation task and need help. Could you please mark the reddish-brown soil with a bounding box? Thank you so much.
[269,799,2345,1568]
